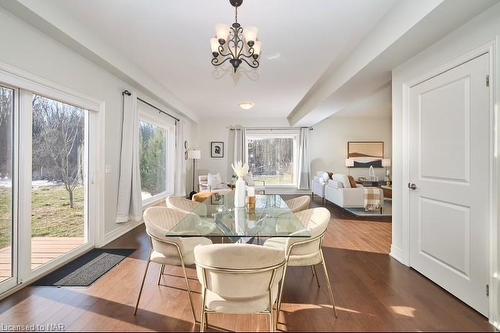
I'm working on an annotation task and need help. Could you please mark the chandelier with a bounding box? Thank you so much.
[210,0,261,73]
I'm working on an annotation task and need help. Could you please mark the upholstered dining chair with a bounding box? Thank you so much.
[134,207,212,323]
[285,195,311,213]
[194,244,286,332]
[166,196,207,216]
[263,207,338,325]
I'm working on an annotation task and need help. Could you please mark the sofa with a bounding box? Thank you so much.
[325,173,366,208]
[312,171,330,202]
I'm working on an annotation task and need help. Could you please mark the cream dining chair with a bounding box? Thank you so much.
[263,207,338,326]
[194,244,286,332]
[166,196,207,216]
[285,195,311,213]
[134,206,212,323]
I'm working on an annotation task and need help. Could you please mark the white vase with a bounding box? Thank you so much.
[234,177,246,208]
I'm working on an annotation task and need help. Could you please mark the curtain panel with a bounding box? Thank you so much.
[115,92,143,223]
[297,127,311,190]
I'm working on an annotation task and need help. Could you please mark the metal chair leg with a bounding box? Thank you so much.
[269,310,275,332]
[200,288,207,332]
[157,264,165,285]
[320,250,338,318]
[134,259,151,315]
[180,259,198,323]
[312,265,321,288]
[276,263,288,316]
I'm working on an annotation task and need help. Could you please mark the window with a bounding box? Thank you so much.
[138,101,175,204]
[246,132,298,186]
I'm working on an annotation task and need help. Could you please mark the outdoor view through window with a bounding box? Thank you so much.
[0,86,13,283]
[139,120,167,200]
[247,136,295,185]
[31,95,86,270]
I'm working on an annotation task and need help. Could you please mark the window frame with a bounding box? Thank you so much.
[138,108,176,207]
[245,130,299,188]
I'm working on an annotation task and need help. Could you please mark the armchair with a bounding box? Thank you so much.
[198,173,229,193]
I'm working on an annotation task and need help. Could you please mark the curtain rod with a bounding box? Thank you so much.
[229,126,313,131]
[122,90,180,123]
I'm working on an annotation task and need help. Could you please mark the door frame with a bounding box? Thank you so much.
[400,42,498,322]
[0,61,105,297]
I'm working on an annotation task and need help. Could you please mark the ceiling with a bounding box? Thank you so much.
[44,0,398,119]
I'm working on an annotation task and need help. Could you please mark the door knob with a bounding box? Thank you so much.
[408,183,417,190]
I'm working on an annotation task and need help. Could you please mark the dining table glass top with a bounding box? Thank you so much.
[165,192,310,239]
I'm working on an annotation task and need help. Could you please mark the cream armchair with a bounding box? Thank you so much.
[263,207,338,325]
[134,207,212,322]
[312,171,330,203]
[194,244,286,332]
[166,196,207,216]
[285,195,311,213]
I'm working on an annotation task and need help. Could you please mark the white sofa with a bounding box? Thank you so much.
[312,171,329,202]
[325,173,365,208]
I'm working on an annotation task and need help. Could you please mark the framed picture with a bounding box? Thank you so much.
[211,141,224,158]
[347,141,384,168]
[210,192,224,205]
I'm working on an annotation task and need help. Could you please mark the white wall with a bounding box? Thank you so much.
[310,116,392,180]
[392,2,500,265]
[0,7,197,237]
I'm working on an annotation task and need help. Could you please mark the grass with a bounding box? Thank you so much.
[0,185,84,249]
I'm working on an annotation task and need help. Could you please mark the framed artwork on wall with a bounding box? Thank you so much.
[211,141,224,158]
[347,141,384,168]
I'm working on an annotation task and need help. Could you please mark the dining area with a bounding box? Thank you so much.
[133,190,337,332]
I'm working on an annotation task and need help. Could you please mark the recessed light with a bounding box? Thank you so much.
[239,102,255,110]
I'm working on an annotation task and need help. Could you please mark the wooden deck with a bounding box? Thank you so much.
[0,237,84,282]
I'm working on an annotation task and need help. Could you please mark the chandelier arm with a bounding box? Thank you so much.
[240,57,259,69]
[218,44,231,57]
[240,47,255,58]
[234,26,244,58]
[211,56,232,67]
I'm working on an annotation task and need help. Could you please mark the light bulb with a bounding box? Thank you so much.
[253,40,262,58]
[210,37,219,56]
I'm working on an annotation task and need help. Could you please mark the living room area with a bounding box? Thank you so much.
[0,0,499,332]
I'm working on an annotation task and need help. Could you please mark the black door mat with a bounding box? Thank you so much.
[33,248,135,287]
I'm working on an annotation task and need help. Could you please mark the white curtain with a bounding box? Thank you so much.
[115,92,143,223]
[228,127,246,180]
[174,120,186,196]
[297,127,311,190]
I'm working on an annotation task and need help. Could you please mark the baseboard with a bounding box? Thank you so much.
[390,244,409,266]
[99,220,144,247]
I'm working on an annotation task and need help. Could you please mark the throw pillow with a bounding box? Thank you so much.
[333,173,351,188]
[348,175,357,188]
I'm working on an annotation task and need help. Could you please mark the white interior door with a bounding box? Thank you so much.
[408,53,490,315]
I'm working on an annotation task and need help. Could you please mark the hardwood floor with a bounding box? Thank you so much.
[0,196,492,331]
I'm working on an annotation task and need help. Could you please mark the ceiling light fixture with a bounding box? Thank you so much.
[239,102,255,110]
[210,0,261,73]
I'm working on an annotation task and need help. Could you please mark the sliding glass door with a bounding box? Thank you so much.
[0,75,97,295]
[0,85,15,292]
[30,95,87,271]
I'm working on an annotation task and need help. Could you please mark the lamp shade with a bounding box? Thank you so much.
[382,159,391,167]
[345,159,354,167]
[210,37,219,53]
[187,149,201,160]
[243,26,258,44]
[253,40,262,56]
[215,24,230,42]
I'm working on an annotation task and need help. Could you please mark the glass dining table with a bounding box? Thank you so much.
[165,191,311,243]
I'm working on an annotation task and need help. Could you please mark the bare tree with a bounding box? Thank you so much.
[32,96,84,208]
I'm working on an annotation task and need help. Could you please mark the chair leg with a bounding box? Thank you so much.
[180,259,198,323]
[312,265,321,288]
[134,259,151,315]
[200,288,207,332]
[276,263,288,316]
[157,264,165,285]
[320,250,338,318]
[269,310,274,332]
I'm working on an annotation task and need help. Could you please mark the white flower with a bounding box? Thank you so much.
[231,161,249,178]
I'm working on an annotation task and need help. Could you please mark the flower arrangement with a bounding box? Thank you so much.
[231,161,249,179]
